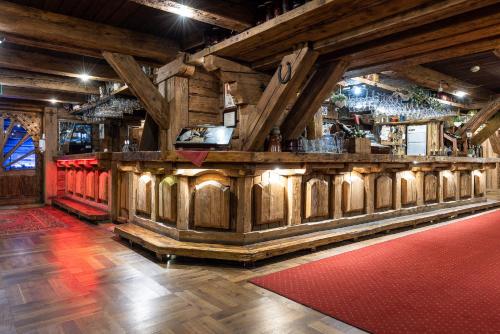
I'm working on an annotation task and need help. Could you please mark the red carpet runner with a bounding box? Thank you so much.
[251,210,500,334]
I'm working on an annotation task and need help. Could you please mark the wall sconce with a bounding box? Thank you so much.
[39,133,46,153]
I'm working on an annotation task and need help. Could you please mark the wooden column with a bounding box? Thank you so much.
[333,174,343,219]
[454,171,461,201]
[176,176,190,230]
[364,174,375,214]
[287,175,302,226]
[236,176,253,233]
[437,171,444,203]
[415,171,425,206]
[158,76,189,151]
[43,107,58,204]
[306,110,323,140]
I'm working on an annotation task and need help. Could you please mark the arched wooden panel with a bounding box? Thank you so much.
[136,174,152,215]
[443,174,455,199]
[401,173,417,205]
[194,181,230,229]
[424,174,438,203]
[460,173,472,198]
[85,171,95,199]
[75,170,84,196]
[342,173,364,213]
[98,172,109,202]
[67,169,75,193]
[254,174,286,225]
[474,173,484,196]
[304,177,329,219]
[375,175,392,209]
[159,176,177,223]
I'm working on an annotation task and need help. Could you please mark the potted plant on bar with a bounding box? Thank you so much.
[346,115,371,154]
[331,92,348,108]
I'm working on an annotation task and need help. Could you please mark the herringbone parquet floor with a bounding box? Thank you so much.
[1,195,499,333]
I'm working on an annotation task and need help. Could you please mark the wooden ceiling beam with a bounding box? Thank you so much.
[243,46,318,151]
[456,97,500,138]
[103,52,169,129]
[0,47,119,82]
[282,59,349,140]
[0,0,178,63]
[472,112,500,145]
[0,68,99,95]
[385,66,495,101]
[130,0,253,32]
[0,86,87,104]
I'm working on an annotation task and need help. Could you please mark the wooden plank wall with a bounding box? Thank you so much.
[188,68,223,126]
[482,138,499,190]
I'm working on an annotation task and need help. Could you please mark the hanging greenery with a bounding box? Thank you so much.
[408,86,445,112]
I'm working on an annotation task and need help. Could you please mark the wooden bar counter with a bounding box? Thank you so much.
[57,152,500,261]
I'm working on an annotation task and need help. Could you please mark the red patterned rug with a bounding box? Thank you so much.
[0,206,70,236]
[251,210,500,334]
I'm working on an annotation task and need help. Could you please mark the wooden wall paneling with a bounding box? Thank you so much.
[287,175,302,225]
[176,176,190,230]
[460,172,472,198]
[236,176,253,233]
[341,172,364,214]
[160,76,189,150]
[427,122,442,154]
[304,176,329,220]
[136,174,152,216]
[193,179,230,229]
[253,172,287,226]
[67,169,75,194]
[188,69,222,127]
[424,173,438,203]
[85,171,95,199]
[158,176,178,223]
[375,175,393,210]
[364,174,375,214]
[98,172,109,203]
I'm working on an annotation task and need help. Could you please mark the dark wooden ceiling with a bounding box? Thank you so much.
[7,0,259,45]
[425,51,500,94]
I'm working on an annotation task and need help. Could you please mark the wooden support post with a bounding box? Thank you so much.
[393,172,402,210]
[43,107,58,204]
[364,174,375,215]
[151,175,159,221]
[103,52,170,129]
[282,59,349,140]
[139,115,159,151]
[472,112,500,145]
[415,171,425,206]
[160,76,189,151]
[306,110,323,140]
[437,171,444,203]
[129,173,137,222]
[456,97,500,138]
[236,176,253,233]
[243,46,318,151]
[287,175,302,226]
[177,176,190,230]
[454,171,461,201]
[333,174,343,219]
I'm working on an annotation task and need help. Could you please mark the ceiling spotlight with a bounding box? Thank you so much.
[453,90,467,98]
[470,65,480,73]
[174,4,194,18]
[0,37,5,44]
[353,85,363,96]
[78,73,90,82]
[49,98,58,104]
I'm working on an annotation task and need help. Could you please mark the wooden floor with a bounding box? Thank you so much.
[0,193,499,334]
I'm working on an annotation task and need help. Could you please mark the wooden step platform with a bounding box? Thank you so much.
[52,197,109,222]
[114,200,500,263]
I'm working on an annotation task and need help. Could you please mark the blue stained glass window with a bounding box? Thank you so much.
[2,119,36,171]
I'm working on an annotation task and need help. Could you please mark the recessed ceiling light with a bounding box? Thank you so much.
[78,73,90,82]
[49,98,58,104]
[0,37,5,44]
[470,65,480,73]
[453,90,467,98]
